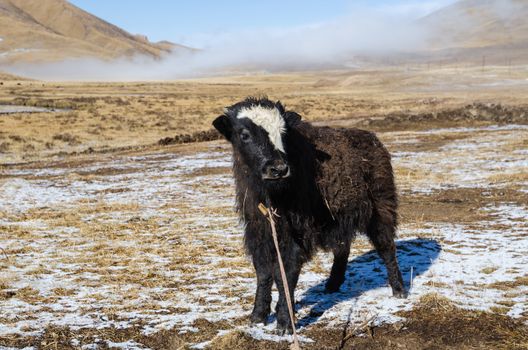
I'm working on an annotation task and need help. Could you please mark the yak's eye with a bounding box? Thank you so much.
[240,129,251,142]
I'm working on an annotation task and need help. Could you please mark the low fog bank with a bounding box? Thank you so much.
[0,5,434,81]
[3,0,524,81]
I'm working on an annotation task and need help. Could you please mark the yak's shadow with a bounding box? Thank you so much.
[295,238,441,327]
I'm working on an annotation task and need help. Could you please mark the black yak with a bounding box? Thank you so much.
[212,97,405,334]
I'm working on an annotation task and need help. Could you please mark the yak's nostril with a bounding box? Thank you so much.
[269,164,289,178]
[262,161,290,180]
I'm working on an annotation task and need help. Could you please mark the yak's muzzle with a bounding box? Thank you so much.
[262,160,290,180]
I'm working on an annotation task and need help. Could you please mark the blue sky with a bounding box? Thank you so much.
[69,0,456,47]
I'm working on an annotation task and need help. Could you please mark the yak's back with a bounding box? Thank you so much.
[297,123,397,230]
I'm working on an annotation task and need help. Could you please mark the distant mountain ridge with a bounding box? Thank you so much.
[0,0,192,63]
[1,0,527,71]
[419,0,528,63]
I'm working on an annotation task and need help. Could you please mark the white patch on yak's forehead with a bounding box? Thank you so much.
[236,105,286,153]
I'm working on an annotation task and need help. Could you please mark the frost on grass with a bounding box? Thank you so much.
[0,147,249,344]
[390,124,528,193]
[1,125,527,347]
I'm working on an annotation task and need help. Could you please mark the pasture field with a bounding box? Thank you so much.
[1,67,528,349]
[1,65,528,164]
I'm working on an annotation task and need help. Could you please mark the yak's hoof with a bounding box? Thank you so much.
[324,280,343,294]
[274,324,293,336]
[250,313,268,325]
[392,288,408,299]
[324,284,341,294]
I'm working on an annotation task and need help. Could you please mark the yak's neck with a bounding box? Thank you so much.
[235,166,322,218]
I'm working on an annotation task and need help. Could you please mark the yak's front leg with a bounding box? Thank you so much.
[250,248,273,324]
[273,243,303,335]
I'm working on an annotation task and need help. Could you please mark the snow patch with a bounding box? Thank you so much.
[391,124,528,192]
[106,340,149,349]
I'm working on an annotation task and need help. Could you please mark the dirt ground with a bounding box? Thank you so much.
[1,66,528,349]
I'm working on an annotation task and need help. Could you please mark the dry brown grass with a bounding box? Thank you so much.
[487,276,528,291]
[487,172,528,185]
[397,293,528,350]
[209,330,263,350]
[2,65,528,163]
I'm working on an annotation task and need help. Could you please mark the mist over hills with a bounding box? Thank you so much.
[1,0,527,80]
[420,0,528,64]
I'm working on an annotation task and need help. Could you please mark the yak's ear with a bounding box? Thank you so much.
[212,115,233,141]
[284,111,302,127]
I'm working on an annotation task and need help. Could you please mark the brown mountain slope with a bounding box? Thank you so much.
[421,0,528,63]
[0,0,191,63]
[0,70,28,80]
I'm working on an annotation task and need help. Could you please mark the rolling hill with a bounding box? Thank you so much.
[1,0,527,73]
[0,70,28,80]
[421,0,528,63]
[0,0,192,64]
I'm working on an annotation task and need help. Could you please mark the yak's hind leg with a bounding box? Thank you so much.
[325,239,352,293]
[367,215,406,298]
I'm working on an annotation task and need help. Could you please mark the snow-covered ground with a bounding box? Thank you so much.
[0,124,527,348]
[390,124,528,192]
[0,105,67,114]
[0,48,40,58]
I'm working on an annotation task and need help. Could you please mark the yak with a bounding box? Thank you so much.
[212,97,405,334]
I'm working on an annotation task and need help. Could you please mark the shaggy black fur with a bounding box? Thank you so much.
[213,97,405,334]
